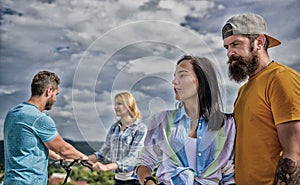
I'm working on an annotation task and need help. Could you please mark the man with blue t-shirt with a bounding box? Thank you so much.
[3,71,88,185]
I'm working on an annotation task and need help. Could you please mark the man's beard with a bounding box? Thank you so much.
[228,50,259,83]
[45,98,54,110]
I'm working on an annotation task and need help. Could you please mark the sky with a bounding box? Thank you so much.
[1,0,299,145]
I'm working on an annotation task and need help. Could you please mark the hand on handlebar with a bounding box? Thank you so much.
[81,155,89,161]
[63,158,74,162]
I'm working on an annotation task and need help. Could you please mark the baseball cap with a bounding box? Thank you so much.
[222,13,281,48]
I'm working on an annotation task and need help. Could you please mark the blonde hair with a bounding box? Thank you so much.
[114,92,142,120]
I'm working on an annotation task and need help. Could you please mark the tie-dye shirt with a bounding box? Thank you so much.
[136,106,236,185]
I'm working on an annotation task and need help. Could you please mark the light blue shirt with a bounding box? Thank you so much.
[4,102,58,185]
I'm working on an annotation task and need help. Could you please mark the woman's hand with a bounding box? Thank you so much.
[92,162,118,172]
[92,162,109,171]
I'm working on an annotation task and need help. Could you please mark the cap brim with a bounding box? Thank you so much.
[266,35,281,48]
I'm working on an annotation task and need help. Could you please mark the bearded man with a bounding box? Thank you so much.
[3,71,88,185]
[222,13,300,184]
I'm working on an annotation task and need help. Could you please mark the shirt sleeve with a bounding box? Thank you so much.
[95,125,114,162]
[221,116,236,184]
[135,112,166,171]
[32,115,58,143]
[269,68,300,125]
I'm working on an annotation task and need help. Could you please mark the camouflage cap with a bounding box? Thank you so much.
[222,13,281,48]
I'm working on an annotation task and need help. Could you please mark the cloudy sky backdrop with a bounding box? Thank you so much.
[1,0,299,143]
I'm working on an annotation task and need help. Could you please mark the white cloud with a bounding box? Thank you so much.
[0,85,20,96]
[127,56,175,75]
[1,0,299,141]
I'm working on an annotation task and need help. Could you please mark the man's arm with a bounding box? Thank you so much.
[274,120,300,184]
[44,134,87,160]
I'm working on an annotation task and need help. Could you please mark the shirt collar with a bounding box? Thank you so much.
[117,119,140,128]
[174,105,208,124]
[174,106,189,124]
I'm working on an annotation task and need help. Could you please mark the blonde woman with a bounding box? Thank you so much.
[88,92,147,185]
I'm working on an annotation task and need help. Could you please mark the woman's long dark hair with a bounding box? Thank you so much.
[177,55,225,130]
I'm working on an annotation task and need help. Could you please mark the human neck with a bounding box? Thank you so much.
[184,100,199,121]
[120,115,134,126]
[250,57,272,78]
[28,96,45,112]
[185,102,199,138]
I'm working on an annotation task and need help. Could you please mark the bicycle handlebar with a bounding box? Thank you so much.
[79,160,94,171]
[48,159,94,185]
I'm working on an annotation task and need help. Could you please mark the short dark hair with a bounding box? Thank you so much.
[31,71,60,96]
[242,34,269,51]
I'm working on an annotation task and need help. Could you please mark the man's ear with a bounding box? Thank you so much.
[45,87,53,97]
[256,34,266,50]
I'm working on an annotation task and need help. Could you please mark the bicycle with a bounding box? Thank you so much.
[48,159,93,185]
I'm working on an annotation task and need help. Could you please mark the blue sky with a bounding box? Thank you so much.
[1,0,299,143]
